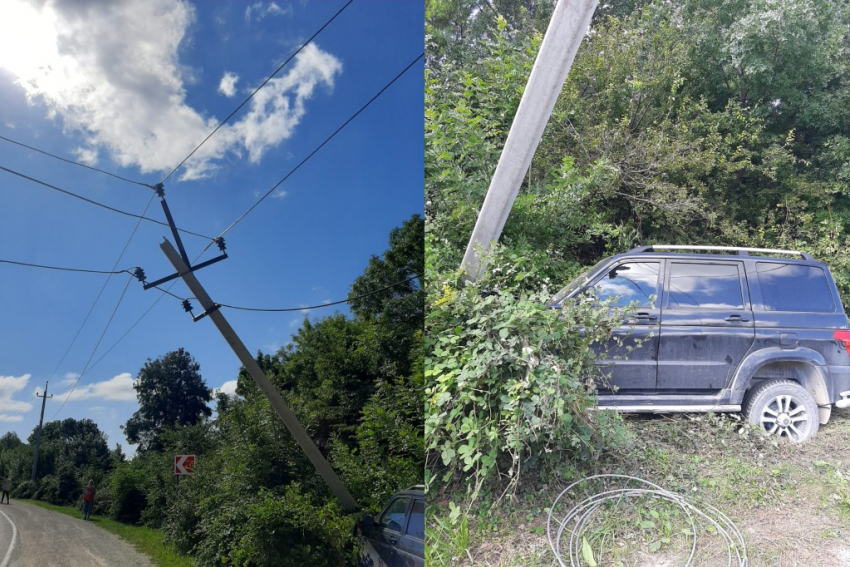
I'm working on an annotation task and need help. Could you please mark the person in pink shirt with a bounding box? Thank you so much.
[82,479,95,520]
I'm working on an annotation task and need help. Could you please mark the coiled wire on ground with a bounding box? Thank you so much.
[547,474,748,567]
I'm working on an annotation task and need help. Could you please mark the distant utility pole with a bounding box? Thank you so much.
[461,0,598,280]
[136,185,358,513]
[31,381,53,482]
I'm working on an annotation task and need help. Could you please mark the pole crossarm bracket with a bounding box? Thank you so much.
[139,188,229,290]
[142,252,228,290]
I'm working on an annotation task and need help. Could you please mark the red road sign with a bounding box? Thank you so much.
[174,455,196,475]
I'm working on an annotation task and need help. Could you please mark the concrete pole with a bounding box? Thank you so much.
[461,0,598,280]
[159,239,358,512]
[31,381,52,482]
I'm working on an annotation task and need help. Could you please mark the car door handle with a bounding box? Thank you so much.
[633,313,657,321]
[725,314,750,322]
[388,536,398,545]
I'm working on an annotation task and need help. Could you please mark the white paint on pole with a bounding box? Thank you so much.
[461,0,598,280]
[159,239,358,512]
[0,508,17,567]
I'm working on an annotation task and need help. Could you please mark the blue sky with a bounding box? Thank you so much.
[0,0,423,457]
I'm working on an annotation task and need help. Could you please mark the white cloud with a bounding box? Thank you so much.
[73,146,99,165]
[0,374,33,415]
[0,0,341,181]
[65,373,136,402]
[60,373,79,386]
[218,71,238,97]
[271,190,287,199]
[245,2,291,22]
[215,380,238,396]
[0,414,23,423]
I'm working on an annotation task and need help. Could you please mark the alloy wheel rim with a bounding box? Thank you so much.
[759,394,808,441]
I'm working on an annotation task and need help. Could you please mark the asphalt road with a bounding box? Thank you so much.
[0,500,154,567]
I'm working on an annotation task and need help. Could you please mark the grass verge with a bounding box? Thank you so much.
[20,499,185,567]
[429,407,850,566]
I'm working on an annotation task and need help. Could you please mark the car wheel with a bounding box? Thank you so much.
[744,379,819,442]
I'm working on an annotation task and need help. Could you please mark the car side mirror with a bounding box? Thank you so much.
[360,516,375,527]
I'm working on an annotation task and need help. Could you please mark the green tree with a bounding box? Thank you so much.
[123,348,212,452]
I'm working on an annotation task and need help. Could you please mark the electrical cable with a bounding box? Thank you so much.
[47,193,157,400]
[49,274,134,420]
[159,0,354,184]
[196,52,425,259]
[0,259,132,275]
[0,133,153,189]
[0,164,215,241]
[547,474,748,567]
[149,274,420,313]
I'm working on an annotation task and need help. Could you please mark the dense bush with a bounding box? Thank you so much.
[426,243,628,502]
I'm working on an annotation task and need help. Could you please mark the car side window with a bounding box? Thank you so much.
[666,262,744,309]
[379,497,410,533]
[591,262,659,307]
[756,262,835,312]
[405,499,424,540]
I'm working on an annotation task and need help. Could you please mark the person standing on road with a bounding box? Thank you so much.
[1,478,10,504]
[82,479,95,520]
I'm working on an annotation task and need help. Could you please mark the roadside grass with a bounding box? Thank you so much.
[19,499,185,567]
[428,407,850,566]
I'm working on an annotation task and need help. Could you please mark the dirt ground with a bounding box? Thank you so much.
[430,407,850,567]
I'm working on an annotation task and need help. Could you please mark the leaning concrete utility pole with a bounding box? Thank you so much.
[31,381,52,481]
[158,238,358,512]
[461,0,597,280]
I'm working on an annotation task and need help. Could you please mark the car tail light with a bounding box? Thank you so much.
[834,330,850,350]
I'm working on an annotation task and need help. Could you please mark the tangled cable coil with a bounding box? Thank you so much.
[547,475,748,567]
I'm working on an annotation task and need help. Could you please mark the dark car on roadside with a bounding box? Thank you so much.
[550,245,850,442]
[356,485,424,567]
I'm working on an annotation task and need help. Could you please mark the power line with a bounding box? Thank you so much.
[197,52,425,258]
[48,193,156,399]
[0,133,153,189]
[151,274,421,313]
[50,274,134,420]
[0,164,215,241]
[0,258,132,275]
[160,0,354,184]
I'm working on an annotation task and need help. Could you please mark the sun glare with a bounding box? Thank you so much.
[0,0,63,93]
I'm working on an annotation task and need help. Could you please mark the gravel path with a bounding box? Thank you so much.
[0,500,154,567]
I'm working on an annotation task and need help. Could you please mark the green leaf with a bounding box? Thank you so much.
[639,521,656,530]
[581,537,597,567]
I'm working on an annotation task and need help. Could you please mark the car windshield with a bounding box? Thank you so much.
[550,259,609,307]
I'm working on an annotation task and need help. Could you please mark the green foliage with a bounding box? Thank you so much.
[123,348,212,452]
[426,244,627,499]
[23,418,111,507]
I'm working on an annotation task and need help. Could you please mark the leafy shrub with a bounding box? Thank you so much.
[109,462,148,524]
[425,243,628,501]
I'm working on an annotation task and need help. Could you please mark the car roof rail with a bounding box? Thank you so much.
[406,484,426,492]
[629,245,814,261]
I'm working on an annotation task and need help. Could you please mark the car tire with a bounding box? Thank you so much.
[743,379,819,442]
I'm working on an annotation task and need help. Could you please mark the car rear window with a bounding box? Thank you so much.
[756,262,835,312]
[666,262,744,309]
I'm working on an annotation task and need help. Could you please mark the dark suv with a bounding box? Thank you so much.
[356,485,424,567]
[551,245,850,442]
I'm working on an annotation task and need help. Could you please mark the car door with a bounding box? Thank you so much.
[657,260,755,391]
[587,260,662,391]
[370,496,410,567]
[395,498,424,567]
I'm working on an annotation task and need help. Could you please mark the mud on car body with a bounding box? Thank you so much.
[551,245,850,442]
